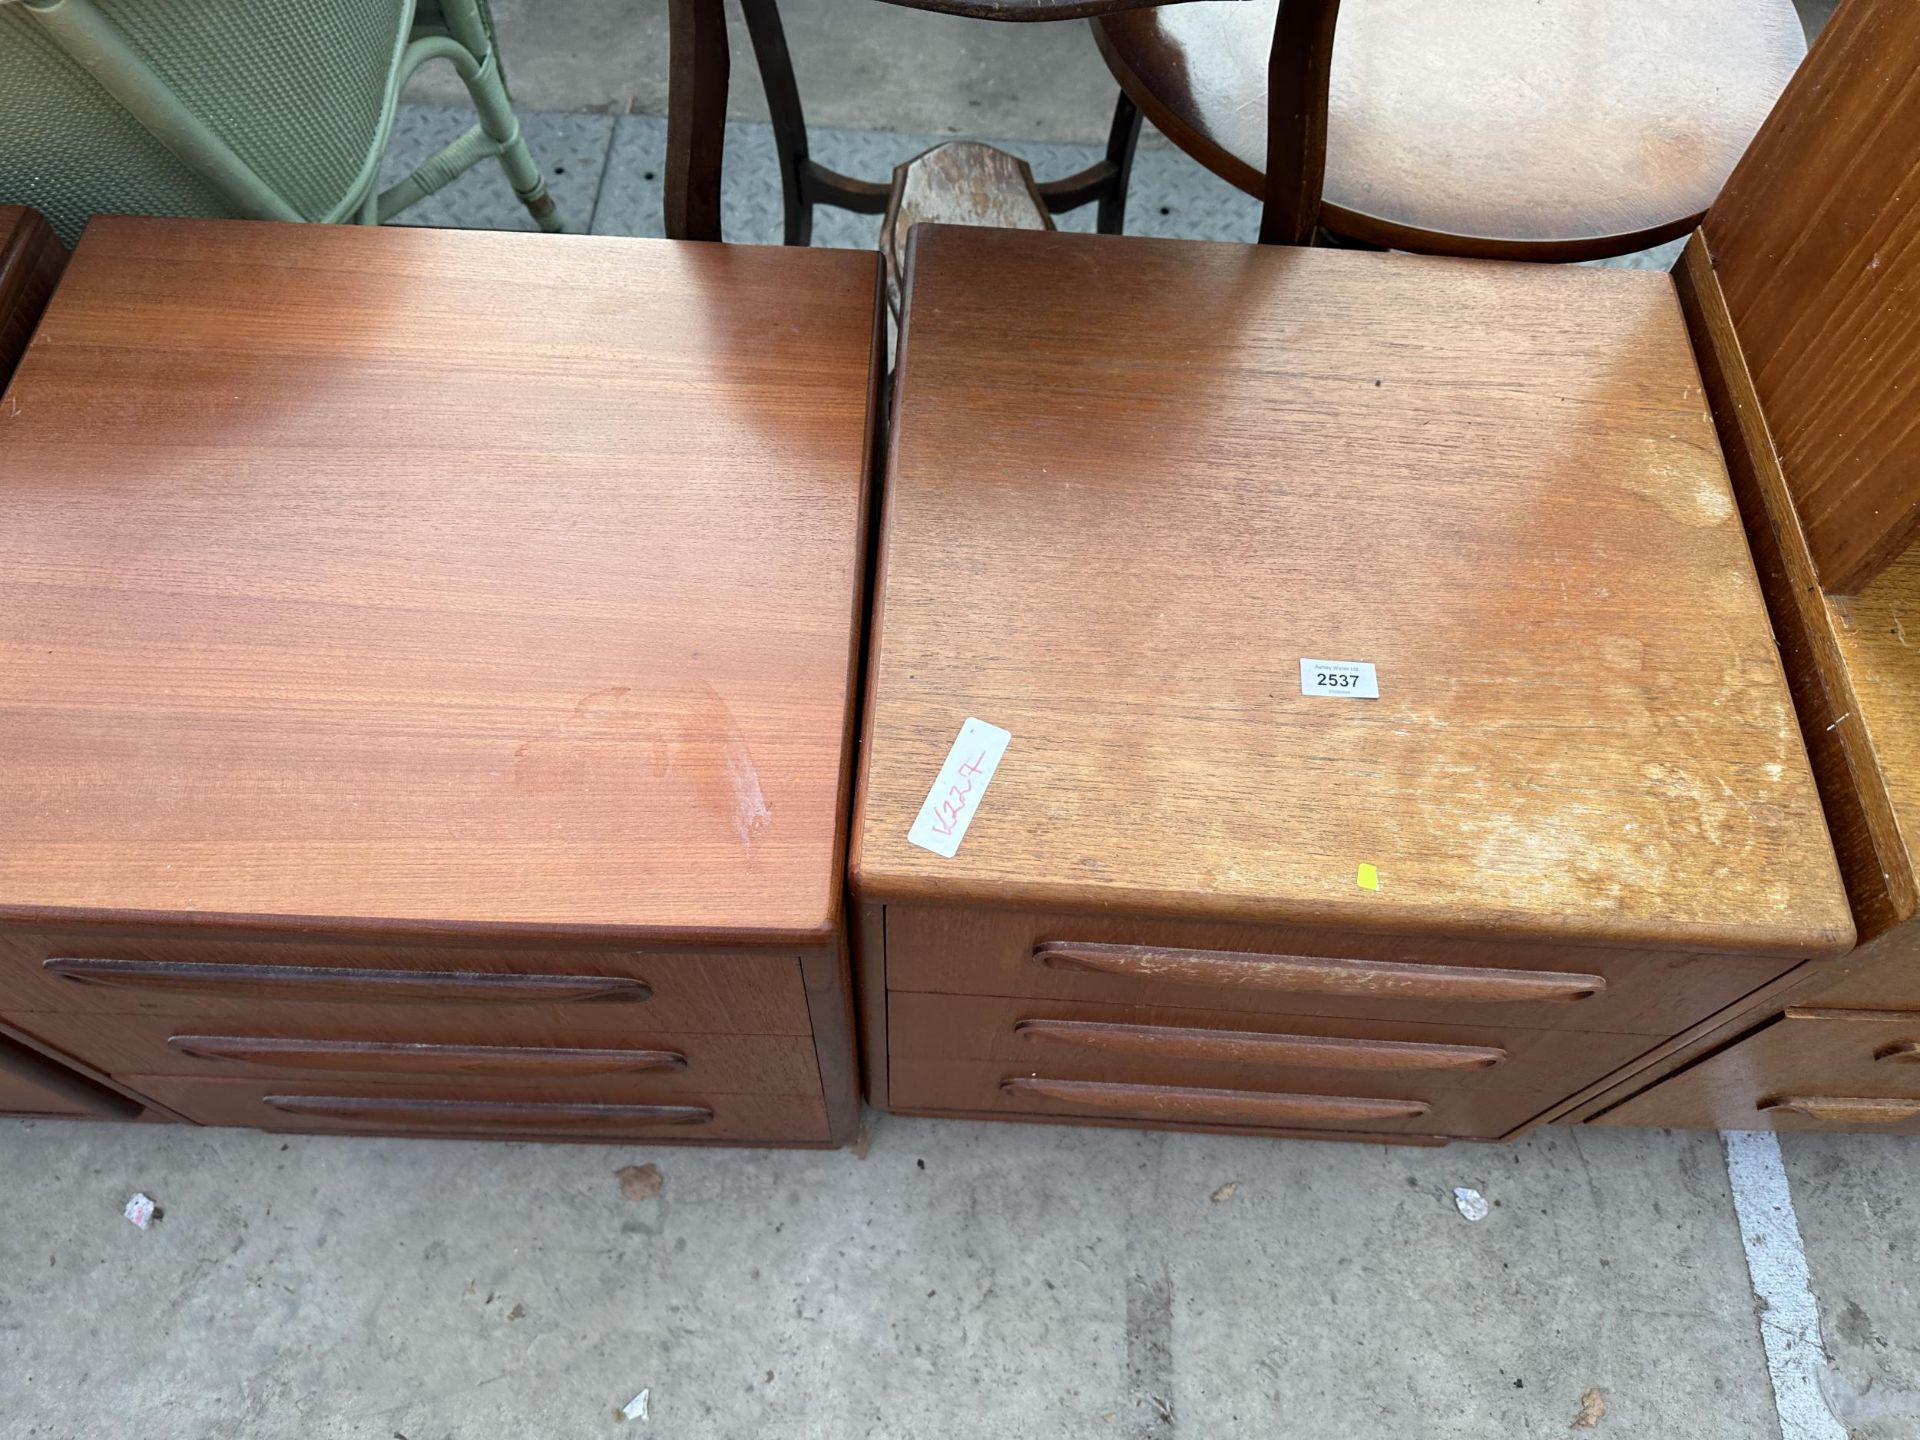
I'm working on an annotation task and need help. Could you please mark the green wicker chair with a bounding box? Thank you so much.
[0,0,561,247]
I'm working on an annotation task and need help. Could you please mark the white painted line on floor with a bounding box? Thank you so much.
[1722,1130,1846,1440]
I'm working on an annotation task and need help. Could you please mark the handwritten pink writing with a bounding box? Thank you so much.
[928,752,989,837]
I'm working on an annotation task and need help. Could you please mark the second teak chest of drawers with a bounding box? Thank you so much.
[0,218,882,1145]
[850,225,1854,1146]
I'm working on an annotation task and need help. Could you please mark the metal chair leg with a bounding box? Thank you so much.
[740,0,812,246]
[1096,89,1141,235]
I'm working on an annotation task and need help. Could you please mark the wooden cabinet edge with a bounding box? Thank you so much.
[856,901,889,1110]
[1673,231,1899,937]
[1507,956,1832,1132]
[886,1104,1452,1147]
[802,938,863,1145]
[0,1015,166,1121]
[0,206,66,391]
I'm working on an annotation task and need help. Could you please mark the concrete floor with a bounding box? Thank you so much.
[2,1115,1917,1437]
[9,3,1905,1438]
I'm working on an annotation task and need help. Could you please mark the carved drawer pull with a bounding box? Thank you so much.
[1013,1019,1505,1071]
[1760,1095,1920,1124]
[1033,942,1601,1003]
[261,1094,713,1128]
[168,1035,687,1077]
[46,957,651,1005]
[1002,1075,1430,1126]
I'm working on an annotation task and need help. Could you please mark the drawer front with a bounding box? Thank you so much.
[129,1075,831,1143]
[14,1010,821,1096]
[885,906,1792,1038]
[890,1013,1643,1136]
[1597,1010,1920,1131]
[0,930,810,1034]
[891,1059,1448,1136]
[890,995,1650,1139]
[0,1069,94,1118]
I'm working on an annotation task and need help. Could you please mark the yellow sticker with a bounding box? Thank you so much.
[1356,863,1380,891]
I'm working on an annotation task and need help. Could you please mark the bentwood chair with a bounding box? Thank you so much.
[1094,0,1810,259]
[671,0,1810,260]
[0,0,562,247]
[665,0,1193,245]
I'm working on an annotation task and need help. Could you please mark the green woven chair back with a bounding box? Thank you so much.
[0,0,414,246]
[1,11,227,246]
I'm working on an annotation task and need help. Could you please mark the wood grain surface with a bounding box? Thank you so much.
[882,907,1807,1040]
[887,991,1652,1139]
[0,206,64,389]
[0,1066,93,1118]
[1543,219,1920,1130]
[1595,1009,1920,1132]
[1092,0,1805,258]
[129,1074,832,1142]
[1675,226,1920,957]
[1702,0,1920,594]
[12,1009,823,1093]
[0,929,813,1031]
[0,218,880,942]
[0,1028,142,1119]
[997,1073,1431,1128]
[881,142,1051,318]
[856,226,1850,957]
[899,1056,1630,1140]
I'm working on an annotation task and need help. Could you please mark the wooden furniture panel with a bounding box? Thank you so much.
[891,993,1650,1137]
[0,930,812,1033]
[883,906,1798,1039]
[0,1029,145,1119]
[1595,1010,1920,1132]
[0,219,875,941]
[1701,1,1920,595]
[0,1071,92,1117]
[852,223,1847,1143]
[129,1075,831,1144]
[0,218,880,1145]
[1578,3,1920,1140]
[892,1058,1588,1139]
[0,205,65,389]
[856,228,1848,960]
[1091,0,1804,259]
[13,1010,822,1095]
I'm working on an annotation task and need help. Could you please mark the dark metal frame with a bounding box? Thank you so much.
[737,0,1143,245]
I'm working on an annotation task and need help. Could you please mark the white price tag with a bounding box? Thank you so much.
[1300,659,1379,699]
[907,717,1012,858]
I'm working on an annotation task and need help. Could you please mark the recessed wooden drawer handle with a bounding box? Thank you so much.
[1001,1075,1429,1125]
[1032,942,1602,1004]
[44,957,651,1006]
[1012,1019,1505,1071]
[1760,1096,1920,1124]
[1874,1042,1920,1065]
[168,1035,688,1077]
[261,1095,713,1128]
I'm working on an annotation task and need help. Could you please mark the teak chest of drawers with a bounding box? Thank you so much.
[0,218,881,1146]
[850,224,1853,1145]
[1589,487,1920,1132]
[1573,1,1920,1133]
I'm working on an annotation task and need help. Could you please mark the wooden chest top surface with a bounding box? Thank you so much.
[855,227,1849,958]
[0,219,880,943]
